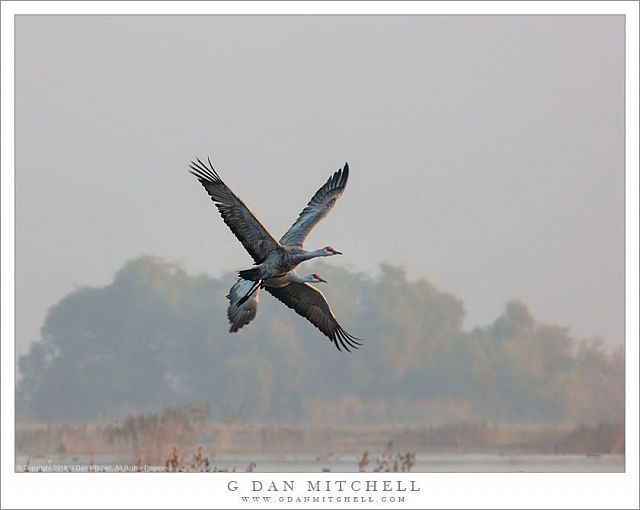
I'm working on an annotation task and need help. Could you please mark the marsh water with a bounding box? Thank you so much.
[16,453,624,473]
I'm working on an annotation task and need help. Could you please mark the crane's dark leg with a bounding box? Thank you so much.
[237,279,261,306]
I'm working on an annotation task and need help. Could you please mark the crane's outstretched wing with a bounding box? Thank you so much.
[227,279,260,333]
[265,282,362,352]
[190,158,279,263]
[279,163,350,247]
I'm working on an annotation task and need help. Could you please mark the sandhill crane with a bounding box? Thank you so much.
[190,158,361,351]
[189,158,344,294]
[226,271,361,352]
[227,272,325,333]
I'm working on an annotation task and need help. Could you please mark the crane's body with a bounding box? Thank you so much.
[237,245,339,283]
[190,157,361,352]
[227,271,326,333]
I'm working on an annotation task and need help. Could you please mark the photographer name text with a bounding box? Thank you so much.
[227,480,420,493]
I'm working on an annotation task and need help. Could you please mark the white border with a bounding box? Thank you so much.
[0,0,637,15]
[2,2,638,509]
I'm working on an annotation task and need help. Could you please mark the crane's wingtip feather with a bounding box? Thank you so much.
[337,331,351,352]
[329,327,359,352]
[189,157,221,183]
[336,325,362,350]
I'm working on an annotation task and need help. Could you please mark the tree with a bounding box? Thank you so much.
[17,256,624,425]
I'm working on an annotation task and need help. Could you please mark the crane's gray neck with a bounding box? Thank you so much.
[289,272,309,283]
[297,248,327,262]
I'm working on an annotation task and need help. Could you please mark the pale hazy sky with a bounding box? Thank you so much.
[16,15,624,356]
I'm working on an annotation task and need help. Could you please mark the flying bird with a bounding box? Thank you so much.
[226,272,360,352]
[190,158,361,351]
[227,271,325,332]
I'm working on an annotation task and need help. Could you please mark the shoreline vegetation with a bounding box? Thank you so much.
[16,407,624,470]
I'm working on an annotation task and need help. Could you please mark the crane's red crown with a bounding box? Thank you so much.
[325,245,334,252]
[312,273,321,280]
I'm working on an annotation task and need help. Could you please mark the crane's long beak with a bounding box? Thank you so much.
[332,250,342,255]
[318,277,327,283]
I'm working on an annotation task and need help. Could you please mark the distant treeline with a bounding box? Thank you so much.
[17,256,624,424]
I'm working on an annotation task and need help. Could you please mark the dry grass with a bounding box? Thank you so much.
[358,440,416,472]
[162,445,257,472]
[17,404,211,465]
[16,405,625,469]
